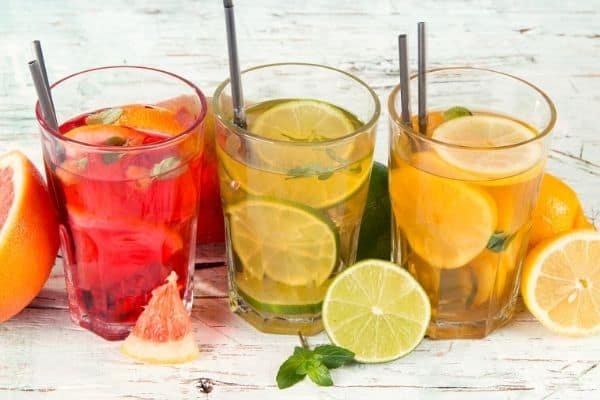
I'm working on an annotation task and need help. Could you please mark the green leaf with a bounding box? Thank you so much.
[104,136,127,146]
[486,231,515,252]
[101,152,123,164]
[313,345,355,369]
[276,354,306,389]
[286,165,335,180]
[443,106,472,121]
[85,107,123,125]
[306,362,333,387]
[151,156,184,180]
[76,157,88,170]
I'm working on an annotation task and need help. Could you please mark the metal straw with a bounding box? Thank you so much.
[417,22,427,135]
[223,0,247,129]
[32,40,54,110]
[398,34,411,125]
[29,60,58,130]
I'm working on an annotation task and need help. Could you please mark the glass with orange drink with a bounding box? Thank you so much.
[388,67,556,338]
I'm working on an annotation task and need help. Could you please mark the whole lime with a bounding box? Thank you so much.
[356,161,391,261]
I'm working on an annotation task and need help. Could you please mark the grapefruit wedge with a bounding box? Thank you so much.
[121,271,199,364]
[0,151,59,322]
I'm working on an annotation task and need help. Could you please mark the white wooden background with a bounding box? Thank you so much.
[1,0,599,399]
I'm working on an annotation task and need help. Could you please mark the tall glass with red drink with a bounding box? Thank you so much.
[37,66,207,340]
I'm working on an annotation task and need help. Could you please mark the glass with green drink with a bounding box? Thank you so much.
[213,63,380,334]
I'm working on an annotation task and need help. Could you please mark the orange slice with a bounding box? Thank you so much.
[521,230,600,336]
[116,105,185,136]
[390,153,497,268]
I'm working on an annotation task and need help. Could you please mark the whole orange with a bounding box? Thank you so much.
[0,151,59,322]
[529,173,587,249]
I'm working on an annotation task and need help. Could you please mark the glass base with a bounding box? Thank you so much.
[230,292,323,336]
[426,302,516,339]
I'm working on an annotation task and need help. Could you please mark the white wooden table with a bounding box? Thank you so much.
[1,1,599,399]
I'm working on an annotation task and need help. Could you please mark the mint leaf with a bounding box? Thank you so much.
[104,136,127,146]
[101,135,128,164]
[76,157,88,170]
[306,362,333,386]
[313,345,355,369]
[276,354,306,389]
[486,231,515,252]
[443,106,472,121]
[85,107,123,125]
[286,165,335,180]
[151,156,185,180]
[276,338,354,389]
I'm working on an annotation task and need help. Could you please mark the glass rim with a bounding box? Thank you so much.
[35,65,208,152]
[212,62,381,146]
[388,66,557,151]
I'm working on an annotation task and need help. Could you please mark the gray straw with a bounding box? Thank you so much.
[32,40,54,111]
[398,34,411,125]
[29,60,58,130]
[223,0,247,129]
[417,22,427,134]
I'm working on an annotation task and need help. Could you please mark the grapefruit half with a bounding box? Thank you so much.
[0,151,59,322]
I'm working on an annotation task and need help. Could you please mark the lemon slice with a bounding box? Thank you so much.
[227,199,339,286]
[521,230,600,337]
[250,99,356,142]
[322,259,431,363]
[431,115,541,177]
[390,154,497,268]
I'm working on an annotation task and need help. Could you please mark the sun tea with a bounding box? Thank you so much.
[390,110,545,338]
[214,64,379,335]
[388,67,555,338]
[38,66,208,340]
[45,103,202,339]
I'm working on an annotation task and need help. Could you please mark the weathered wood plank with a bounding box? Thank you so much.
[0,0,599,398]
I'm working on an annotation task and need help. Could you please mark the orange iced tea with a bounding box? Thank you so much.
[388,68,555,338]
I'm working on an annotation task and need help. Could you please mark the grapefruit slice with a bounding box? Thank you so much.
[0,151,59,322]
[121,271,199,364]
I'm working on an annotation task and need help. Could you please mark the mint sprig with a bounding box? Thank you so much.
[276,335,354,389]
[486,230,516,252]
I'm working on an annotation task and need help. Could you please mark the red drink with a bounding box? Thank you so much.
[44,102,204,340]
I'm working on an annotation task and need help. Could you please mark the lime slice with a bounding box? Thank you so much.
[431,115,541,177]
[227,199,339,286]
[322,259,431,363]
[250,99,356,142]
[236,276,326,315]
[218,146,372,209]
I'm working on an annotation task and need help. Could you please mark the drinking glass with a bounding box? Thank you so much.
[388,67,556,338]
[37,66,207,340]
[214,63,380,335]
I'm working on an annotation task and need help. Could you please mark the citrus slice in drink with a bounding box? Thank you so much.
[390,153,497,268]
[219,149,371,209]
[249,99,357,142]
[322,259,430,363]
[431,115,541,178]
[236,274,327,315]
[121,271,199,364]
[521,230,600,336]
[227,199,339,286]
[116,105,186,136]
[64,124,147,146]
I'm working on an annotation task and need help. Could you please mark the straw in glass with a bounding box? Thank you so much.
[32,40,55,110]
[397,34,411,125]
[223,0,247,129]
[29,60,58,130]
[417,22,427,135]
